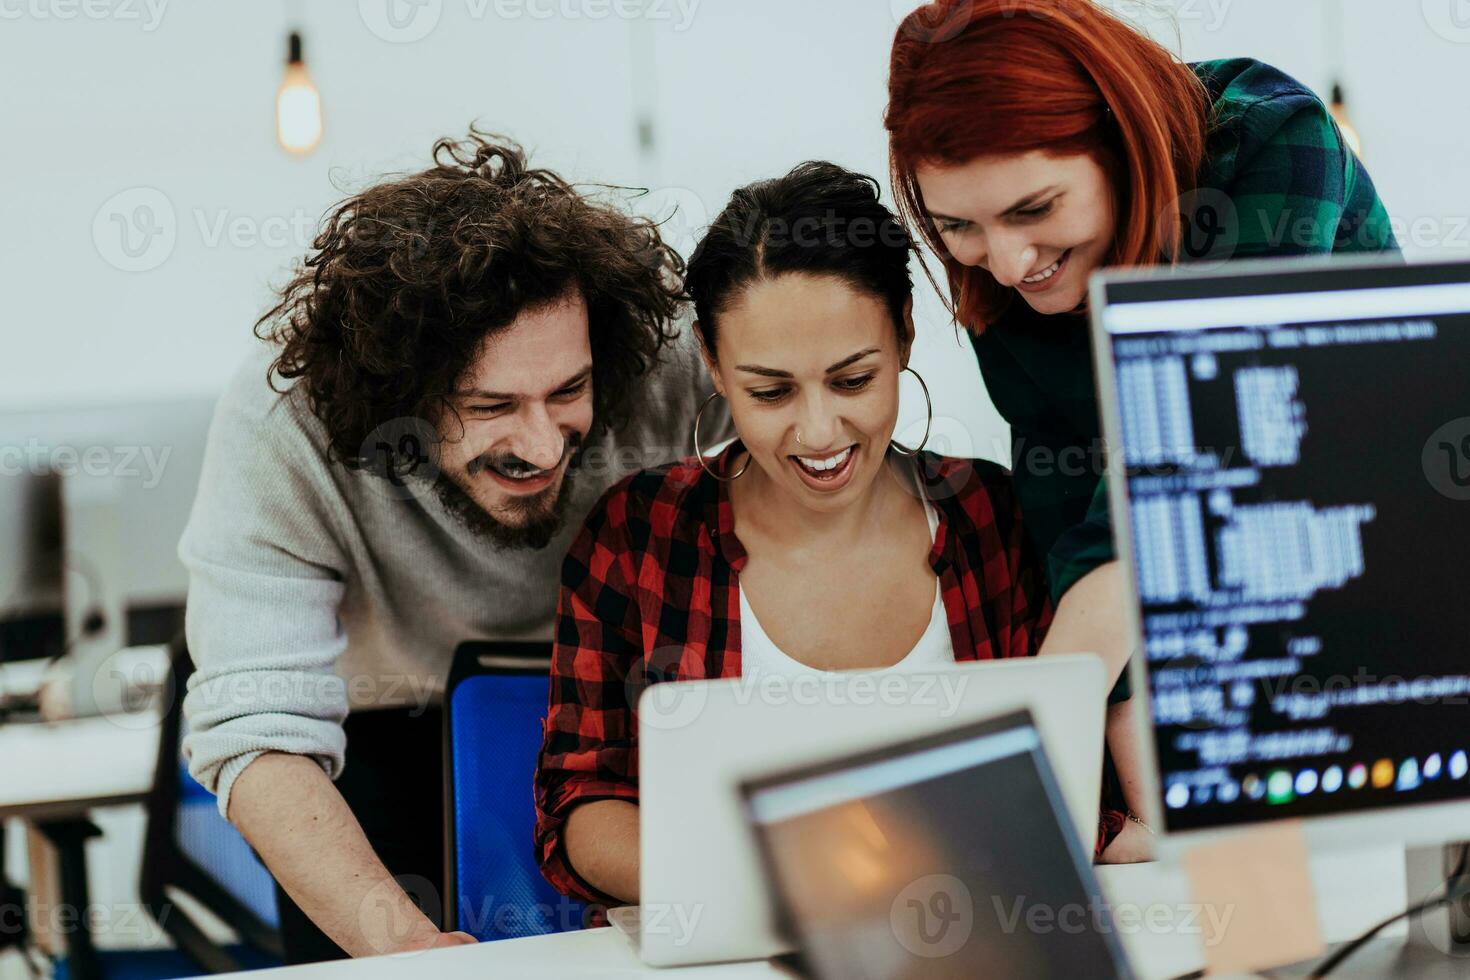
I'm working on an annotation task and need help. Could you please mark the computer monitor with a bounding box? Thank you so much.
[1089,256,1470,859]
[0,396,215,662]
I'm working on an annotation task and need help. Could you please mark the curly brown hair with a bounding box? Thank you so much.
[256,130,685,476]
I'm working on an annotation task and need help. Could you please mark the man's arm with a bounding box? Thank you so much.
[179,358,474,951]
[228,753,475,955]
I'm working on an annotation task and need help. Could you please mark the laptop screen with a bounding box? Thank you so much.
[1095,259,1470,834]
[741,711,1132,980]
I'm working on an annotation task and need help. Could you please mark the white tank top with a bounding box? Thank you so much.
[737,465,955,677]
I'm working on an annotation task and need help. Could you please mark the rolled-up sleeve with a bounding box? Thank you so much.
[534,484,642,905]
[178,361,353,819]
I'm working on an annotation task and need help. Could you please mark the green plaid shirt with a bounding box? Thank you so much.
[970,58,1399,698]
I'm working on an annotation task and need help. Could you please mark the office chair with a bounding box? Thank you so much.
[51,634,284,979]
[443,641,585,942]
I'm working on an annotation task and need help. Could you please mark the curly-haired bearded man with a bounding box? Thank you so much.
[177,133,728,962]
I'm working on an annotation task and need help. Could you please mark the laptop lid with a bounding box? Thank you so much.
[635,654,1107,966]
[740,709,1135,980]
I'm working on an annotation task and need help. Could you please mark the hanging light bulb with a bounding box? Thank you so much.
[1329,82,1363,158]
[276,31,322,156]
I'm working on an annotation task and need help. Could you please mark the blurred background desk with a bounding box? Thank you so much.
[0,714,159,820]
[0,708,160,980]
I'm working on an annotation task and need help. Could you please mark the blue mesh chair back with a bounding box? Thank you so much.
[134,637,285,973]
[445,642,584,941]
[174,724,280,928]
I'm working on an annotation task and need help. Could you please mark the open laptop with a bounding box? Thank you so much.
[612,653,1107,967]
[740,709,1136,980]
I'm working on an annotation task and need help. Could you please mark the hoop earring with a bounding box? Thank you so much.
[890,366,932,457]
[693,391,749,481]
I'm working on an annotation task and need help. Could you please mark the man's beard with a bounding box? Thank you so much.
[433,435,583,550]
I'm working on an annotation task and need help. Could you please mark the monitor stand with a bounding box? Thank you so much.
[1271,842,1470,978]
[1404,841,1470,957]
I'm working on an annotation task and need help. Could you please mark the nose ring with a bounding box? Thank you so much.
[795,428,807,447]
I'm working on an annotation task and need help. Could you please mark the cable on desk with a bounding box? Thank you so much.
[1309,842,1470,978]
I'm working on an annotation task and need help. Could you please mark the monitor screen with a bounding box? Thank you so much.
[1097,261,1470,834]
[742,712,1132,980]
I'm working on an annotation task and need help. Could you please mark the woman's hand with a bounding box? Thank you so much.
[1097,818,1155,864]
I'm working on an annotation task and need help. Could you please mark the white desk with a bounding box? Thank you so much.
[220,848,1410,980]
[0,706,162,980]
[0,713,159,820]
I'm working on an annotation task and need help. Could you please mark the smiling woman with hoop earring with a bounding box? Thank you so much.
[532,161,1111,912]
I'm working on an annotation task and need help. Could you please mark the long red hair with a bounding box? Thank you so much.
[885,0,1209,331]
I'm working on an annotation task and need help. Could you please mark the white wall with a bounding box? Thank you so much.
[3,0,1469,454]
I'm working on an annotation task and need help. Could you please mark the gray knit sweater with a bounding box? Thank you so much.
[179,323,720,816]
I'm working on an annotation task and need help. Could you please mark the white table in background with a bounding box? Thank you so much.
[0,713,159,820]
[0,704,161,980]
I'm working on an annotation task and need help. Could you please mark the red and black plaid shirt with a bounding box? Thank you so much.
[534,446,1122,906]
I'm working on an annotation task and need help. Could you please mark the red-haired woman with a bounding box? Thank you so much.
[885,0,1398,862]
